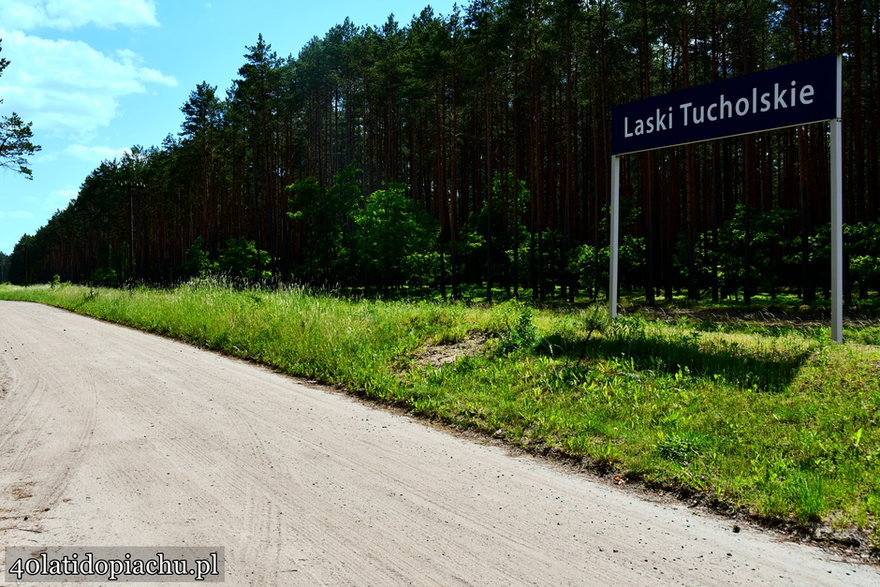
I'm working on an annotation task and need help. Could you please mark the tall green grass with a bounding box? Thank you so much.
[2,282,880,547]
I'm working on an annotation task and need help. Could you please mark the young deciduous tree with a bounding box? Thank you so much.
[352,184,438,289]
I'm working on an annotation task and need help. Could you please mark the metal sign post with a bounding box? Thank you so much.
[609,155,620,319]
[609,54,844,342]
[829,54,844,342]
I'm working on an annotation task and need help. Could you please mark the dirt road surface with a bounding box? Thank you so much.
[1,300,876,585]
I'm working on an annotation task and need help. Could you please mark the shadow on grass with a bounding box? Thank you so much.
[537,332,813,392]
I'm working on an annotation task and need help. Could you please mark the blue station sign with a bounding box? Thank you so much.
[611,54,840,156]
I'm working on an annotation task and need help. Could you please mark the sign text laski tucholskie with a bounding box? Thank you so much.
[611,54,839,155]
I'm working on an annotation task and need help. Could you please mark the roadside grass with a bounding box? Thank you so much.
[2,282,880,548]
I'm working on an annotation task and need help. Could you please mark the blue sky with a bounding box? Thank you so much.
[0,0,458,255]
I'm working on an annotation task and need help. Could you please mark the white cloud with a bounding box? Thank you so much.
[64,144,129,162]
[0,29,176,137]
[51,188,79,199]
[0,0,158,31]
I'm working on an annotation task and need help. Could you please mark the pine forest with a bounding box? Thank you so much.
[5,0,880,306]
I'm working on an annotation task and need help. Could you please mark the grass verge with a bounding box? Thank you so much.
[2,282,880,551]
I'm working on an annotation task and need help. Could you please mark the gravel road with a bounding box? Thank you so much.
[0,300,876,585]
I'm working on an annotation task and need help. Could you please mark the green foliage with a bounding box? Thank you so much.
[0,41,41,178]
[851,256,880,290]
[182,237,215,279]
[657,432,707,466]
[351,183,439,288]
[0,252,10,283]
[180,82,223,141]
[459,172,530,287]
[217,238,272,283]
[569,244,609,300]
[0,112,41,178]
[846,222,880,297]
[90,267,118,287]
[496,301,538,355]
[619,235,647,290]
[682,206,800,300]
[286,165,361,286]
[580,304,611,342]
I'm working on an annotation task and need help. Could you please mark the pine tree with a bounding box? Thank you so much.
[0,40,40,178]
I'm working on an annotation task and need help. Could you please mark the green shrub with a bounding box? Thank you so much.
[496,301,538,355]
[217,238,272,283]
[182,237,215,278]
